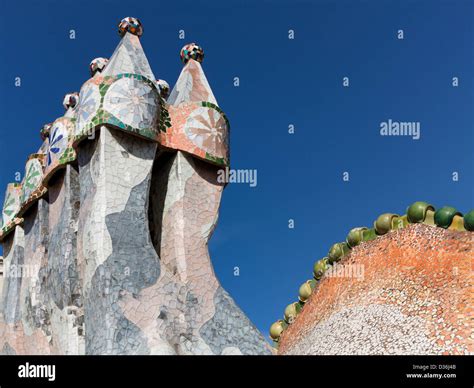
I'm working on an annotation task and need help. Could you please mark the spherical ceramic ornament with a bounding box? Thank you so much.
[40,123,53,141]
[89,57,109,77]
[156,79,170,99]
[180,43,204,64]
[63,92,79,110]
[118,17,143,37]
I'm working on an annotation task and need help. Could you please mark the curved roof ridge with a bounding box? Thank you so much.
[269,201,474,345]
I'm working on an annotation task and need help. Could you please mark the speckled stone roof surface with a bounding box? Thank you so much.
[278,223,473,355]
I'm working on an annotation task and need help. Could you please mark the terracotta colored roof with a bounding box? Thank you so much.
[269,201,474,346]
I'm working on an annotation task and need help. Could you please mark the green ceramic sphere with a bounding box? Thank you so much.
[434,206,462,229]
[313,258,329,279]
[407,201,434,223]
[328,243,346,264]
[347,227,367,248]
[284,302,302,323]
[269,320,285,340]
[374,213,398,235]
[464,210,474,231]
[298,281,313,302]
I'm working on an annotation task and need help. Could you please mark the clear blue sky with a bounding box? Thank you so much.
[0,0,472,338]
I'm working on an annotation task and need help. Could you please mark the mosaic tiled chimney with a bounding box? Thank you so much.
[0,17,271,355]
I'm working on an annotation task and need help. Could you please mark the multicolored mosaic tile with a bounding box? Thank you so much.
[18,154,47,215]
[73,73,168,146]
[37,136,49,156]
[168,54,218,105]
[103,30,155,81]
[160,101,230,166]
[0,183,23,241]
[43,116,77,183]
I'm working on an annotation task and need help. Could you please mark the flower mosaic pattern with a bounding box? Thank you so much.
[21,158,44,204]
[47,121,69,167]
[3,192,17,219]
[184,107,228,159]
[73,74,165,144]
[76,81,101,134]
[103,76,159,130]
[0,184,21,236]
